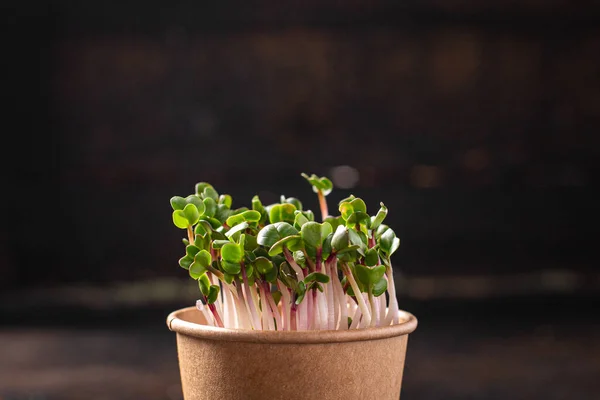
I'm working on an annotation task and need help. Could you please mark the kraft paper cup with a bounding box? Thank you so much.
[167,306,417,400]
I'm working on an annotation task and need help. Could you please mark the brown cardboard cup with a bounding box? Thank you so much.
[167,306,417,400]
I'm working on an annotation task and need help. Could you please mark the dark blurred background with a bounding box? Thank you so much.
[2,1,599,399]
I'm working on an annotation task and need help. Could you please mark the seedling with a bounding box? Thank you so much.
[170,174,401,330]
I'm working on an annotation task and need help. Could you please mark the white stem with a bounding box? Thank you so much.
[317,290,328,330]
[359,294,371,328]
[325,264,335,330]
[258,285,270,329]
[331,264,347,330]
[237,282,258,330]
[283,248,307,330]
[242,278,262,330]
[384,266,400,325]
[313,295,320,330]
[350,302,361,329]
[306,291,314,330]
[265,286,283,331]
[278,281,292,331]
[299,297,308,330]
[342,264,372,326]
[225,288,237,328]
[196,300,215,326]
[378,293,386,326]
[368,291,378,327]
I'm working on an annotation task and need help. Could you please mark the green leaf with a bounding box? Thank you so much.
[226,213,245,227]
[172,210,189,229]
[331,225,349,252]
[195,249,212,267]
[305,272,330,284]
[373,276,388,297]
[186,245,200,258]
[301,173,320,189]
[202,197,217,218]
[170,196,187,211]
[278,262,297,289]
[272,290,282,305]
[194,222,209,238]
[254,256,273,275]
[295,281,307,304]
[207,285,220,304]
[189,250,211,279]
[294,212,309,230]
[214,204,232,223]
[185,195,205,214]
[379,228,397,255]
[252,195,263,211]
[256,225,279,248]
[338,195,356,206]
[221,260,241,275]
[183,203,200,226]
[319,177,333,196]
[243,234,258,251]
[198,274,211,296]
[350,198,367,214]
[364,248,379,267]
[391,237,400,255]
[346,211,370,226]
[322,234,332,258]
[194,235,209,251]
[195,182,213,196]
[207,217,223,230]
[283,197,303,210]
[370,264,387,283]
[189,261,207,279]
[218,194,232,208]
[320,222,333,241]
[256,222,298,248]
[370,203,388,230]
[269,203,297,224]
[242,210,261,222]
[336,244,360,255]
[225,221,248,239]
[354,264,371,286]
[212,239,230,249]
[178,255,194,270]
[293,250,306,267]
[354,264,386,286]
[339,202,353,221]
[276,222,298,238]
[251,195,268,224]
[221,243,243,263]
[376,224,390,238]
[303,173,335,196]
[223,273,235,284]
[203,186,219,201]
[268,235,301,256]
[348,228,367,249]
[265,267,278,283]
[300,222,322,248]
[304,210,315,221]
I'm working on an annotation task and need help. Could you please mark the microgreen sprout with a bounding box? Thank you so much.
[170,174,402,330]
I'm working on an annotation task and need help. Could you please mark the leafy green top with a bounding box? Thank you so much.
[170,174,400,307]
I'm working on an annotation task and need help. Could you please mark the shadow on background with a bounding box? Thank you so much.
[2,1,599,399]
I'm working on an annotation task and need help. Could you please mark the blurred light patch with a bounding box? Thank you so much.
[330,165,360,189]
[410,165,441,188]
[463,147,490,171]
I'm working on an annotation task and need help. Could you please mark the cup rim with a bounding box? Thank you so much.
[167,306,417,344]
